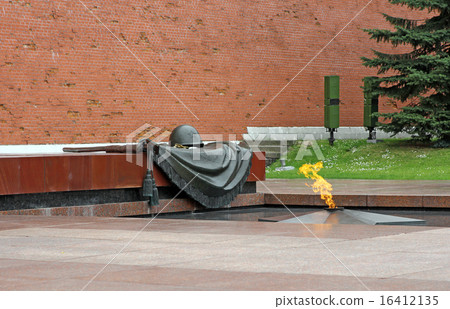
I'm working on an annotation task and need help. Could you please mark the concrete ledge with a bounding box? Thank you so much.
[244,126,411,141]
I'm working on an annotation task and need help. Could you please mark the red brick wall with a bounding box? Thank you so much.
[0,0,429,144]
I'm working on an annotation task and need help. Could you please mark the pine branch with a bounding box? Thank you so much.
[383,14,421,29]
[361,0,449,142]
[389,0,449,13]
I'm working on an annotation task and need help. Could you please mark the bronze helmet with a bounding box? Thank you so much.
[169,125,204,147]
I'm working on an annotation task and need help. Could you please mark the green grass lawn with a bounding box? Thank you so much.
[266,139,450,180]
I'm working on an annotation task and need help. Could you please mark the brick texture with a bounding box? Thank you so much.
[0,0,430,144]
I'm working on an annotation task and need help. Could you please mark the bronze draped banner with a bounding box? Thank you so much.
[155,142,252,208]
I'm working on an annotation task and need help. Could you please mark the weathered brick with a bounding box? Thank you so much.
[0,0,430,144]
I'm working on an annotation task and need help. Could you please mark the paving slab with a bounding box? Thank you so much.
[0,215,448,291]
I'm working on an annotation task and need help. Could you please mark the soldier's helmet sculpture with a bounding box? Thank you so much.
[169,124,204,148]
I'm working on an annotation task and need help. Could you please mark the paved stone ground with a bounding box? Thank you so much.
[0,215,449,291]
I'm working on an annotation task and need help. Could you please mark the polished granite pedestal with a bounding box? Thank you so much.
[0,152,266,216]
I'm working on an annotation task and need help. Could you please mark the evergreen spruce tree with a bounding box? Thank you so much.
[362,0,449,145]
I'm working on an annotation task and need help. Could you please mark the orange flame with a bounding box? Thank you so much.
[298,161,336,209]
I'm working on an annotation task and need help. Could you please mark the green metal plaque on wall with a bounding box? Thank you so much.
[363,77,379,128]
[324,75,340,129]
